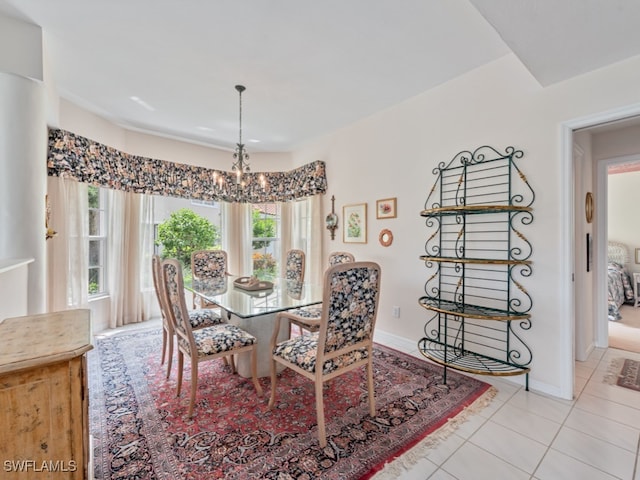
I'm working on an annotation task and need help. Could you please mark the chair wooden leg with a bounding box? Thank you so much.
[250,347,263,396]
[315,380,327,448]
[176,352,184,397]
[189,360,198,417]
[367,361,376,416]
[229,355,237,374]
[268,357,278,409]
[161,327,167,365]
[166,332,174,379]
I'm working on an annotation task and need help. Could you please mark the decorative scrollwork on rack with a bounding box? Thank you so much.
[507,319,533,367]
[422,311,441,340]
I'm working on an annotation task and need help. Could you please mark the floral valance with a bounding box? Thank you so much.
[47,128,327,203]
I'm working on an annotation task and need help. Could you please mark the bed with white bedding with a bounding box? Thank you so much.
[608,241,635,321]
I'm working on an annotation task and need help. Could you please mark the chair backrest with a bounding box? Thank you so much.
[192,250,227,280]
[151,254,164,309]
[328,251,355,266]
[317,261,381,358]
[284,249,306,283]
[162,258,195,354]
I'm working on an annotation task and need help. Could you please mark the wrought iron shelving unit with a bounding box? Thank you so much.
[418,146,534,389]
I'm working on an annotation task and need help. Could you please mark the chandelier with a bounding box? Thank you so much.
[232,84,250,185]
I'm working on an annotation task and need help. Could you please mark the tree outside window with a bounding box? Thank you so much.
[155,208,220,273]
[252,204,279,279]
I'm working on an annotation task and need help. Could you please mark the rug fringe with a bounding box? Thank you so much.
[371,385,497,479]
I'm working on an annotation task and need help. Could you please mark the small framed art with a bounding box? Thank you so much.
[376,197,397,219]
[343,203,367,243]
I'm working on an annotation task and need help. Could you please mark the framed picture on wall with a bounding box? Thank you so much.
[343,203,367,243]
[376,197,397,219]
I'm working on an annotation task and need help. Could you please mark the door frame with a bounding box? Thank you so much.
[560,102,640,400]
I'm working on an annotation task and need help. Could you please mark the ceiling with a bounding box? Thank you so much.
[1,0,639,152]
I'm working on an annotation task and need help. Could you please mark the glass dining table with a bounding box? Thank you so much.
[185,275,323,378]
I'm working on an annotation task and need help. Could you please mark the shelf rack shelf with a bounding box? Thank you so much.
[418,145,534,388]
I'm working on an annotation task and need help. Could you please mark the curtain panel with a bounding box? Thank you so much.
[47,128,327,203]
[107,190,155,328]
[46,175,89,311]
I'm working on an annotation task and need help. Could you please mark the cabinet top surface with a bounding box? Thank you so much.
[0,309,93,374]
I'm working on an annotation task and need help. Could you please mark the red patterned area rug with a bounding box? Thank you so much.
[88,327,495,479]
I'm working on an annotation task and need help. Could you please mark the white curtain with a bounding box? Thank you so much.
[280,194,324,286]
[306,194,324,286]
[46,175,89,311]
[280,202,293,277]
[107,190,154,328]
[221,201,253,276]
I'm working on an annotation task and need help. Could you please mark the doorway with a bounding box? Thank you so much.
[560,103,640,401]
[600,155,640,353]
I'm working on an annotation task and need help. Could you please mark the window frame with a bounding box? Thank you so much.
[251,203,280,280]
[88,186,108,297]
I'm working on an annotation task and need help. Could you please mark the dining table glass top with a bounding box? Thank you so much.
[185,275,323,319]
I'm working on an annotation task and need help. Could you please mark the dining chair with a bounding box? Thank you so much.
[191,249,228,309]
[269,261,381,447]
[162,258,263,417]
[281,251,356,336]
[281,249,311,335]
[328,251,355,266]
[152,254,226,379]
[284,249,305,283]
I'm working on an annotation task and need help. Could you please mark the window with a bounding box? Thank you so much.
[88,186,107,295]
[251,203,280,279]
[153,196,223,261]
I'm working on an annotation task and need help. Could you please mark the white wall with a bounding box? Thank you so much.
[0,14,48,316]
[292,52,640,398]
[0,14,42,81]
[593,124,640,161]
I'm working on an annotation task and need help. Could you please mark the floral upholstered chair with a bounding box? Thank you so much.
[281,249,312,334]
[284,249,305,283]
[328,251,355,266]
[191,249,228,309]
[162,259,262,417]
[152,255,226,379]
[269,261,381,447]
[280,251,356,335]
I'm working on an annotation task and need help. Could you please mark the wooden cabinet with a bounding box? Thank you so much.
[0,310,93,479]
[418,146,534,388]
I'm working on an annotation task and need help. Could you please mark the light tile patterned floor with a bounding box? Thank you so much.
[386,344,640,480]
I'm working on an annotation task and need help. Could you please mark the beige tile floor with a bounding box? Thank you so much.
[384,343,640,480]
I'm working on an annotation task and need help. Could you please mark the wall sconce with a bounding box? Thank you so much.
[325,195,338,240]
